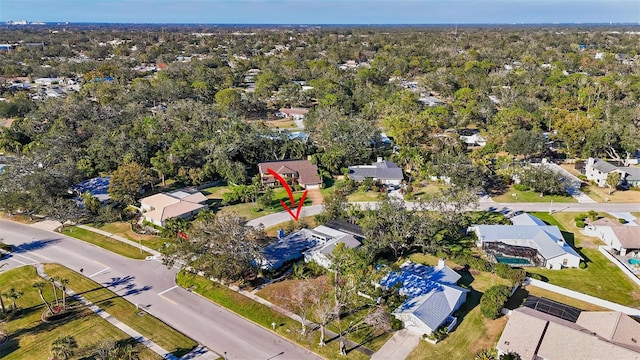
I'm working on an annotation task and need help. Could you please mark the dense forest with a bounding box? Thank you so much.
[1,25,640,218]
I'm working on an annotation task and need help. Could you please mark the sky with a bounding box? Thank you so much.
[1,0,639,25]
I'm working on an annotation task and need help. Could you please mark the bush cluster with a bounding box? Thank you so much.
[480,284,511,319]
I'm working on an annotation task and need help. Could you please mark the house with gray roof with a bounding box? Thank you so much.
[586,157,640,189]
[497,307,640,360]
[347,157,404,186]
[380,260,469,338]
[260,221,363,271]
[469,213,582,269]
[303,224,362,269]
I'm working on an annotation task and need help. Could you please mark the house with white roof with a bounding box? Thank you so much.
[139,188,208,226]
[584,218,640,256]
[380,260,469,337]
[469,213,582,269]
[347,158,404,186]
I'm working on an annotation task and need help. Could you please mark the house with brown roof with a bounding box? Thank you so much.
[139,188,208,226]
[276,107,309,121]
[585,218,640,256]
[497,307,640,360]
[257,159,322,189]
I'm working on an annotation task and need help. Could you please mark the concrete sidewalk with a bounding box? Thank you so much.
[76,224,162,258]
[35,263,179,360]
[371,329,421,360]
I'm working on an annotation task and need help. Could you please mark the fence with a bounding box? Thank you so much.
[525,277,640,316]
[598,245,640,287]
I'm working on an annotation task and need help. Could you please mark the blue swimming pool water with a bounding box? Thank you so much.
[629,258,640,265]
[496,256,531,265]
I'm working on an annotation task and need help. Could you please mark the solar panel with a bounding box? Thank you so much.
[325,220,364,236]
[523,295,582,323]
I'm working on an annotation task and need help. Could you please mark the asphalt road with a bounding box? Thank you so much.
[246,200,640,229]
[0,220,321,360]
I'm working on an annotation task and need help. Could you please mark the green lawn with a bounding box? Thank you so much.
[176,271,369,360]
[95,222,167,252]
[45,264,197,357]
[407,254,511,360]
[526,212,640,307]
[0,266,160,360]
[61,226,152,260]
[347,190,384,202]
[217,187,311,221]
[491,187,576,203]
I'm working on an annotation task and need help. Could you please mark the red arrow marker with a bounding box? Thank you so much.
[267,168,308,221]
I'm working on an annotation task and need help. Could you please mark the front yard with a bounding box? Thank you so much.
[582,185,640,203]
[201,184,312,221]
[61,226,151,260]
[491,186,576,203]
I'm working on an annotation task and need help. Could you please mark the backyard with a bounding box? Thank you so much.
[527,212,640,307]
[0,266,160,360]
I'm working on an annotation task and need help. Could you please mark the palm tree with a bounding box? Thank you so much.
[475,348,497,360]
[0,289,5,315]
[4,288,22,311]
[33,281,55,314]
[58,278,70,311]
[119,344,140,360]
[50,335,78,360]
[49,276,60,308]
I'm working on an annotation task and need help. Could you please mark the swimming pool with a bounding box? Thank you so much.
[629,258,640,265]
[496,256,531,265]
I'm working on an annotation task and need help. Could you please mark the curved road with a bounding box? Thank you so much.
[0,220,321,360]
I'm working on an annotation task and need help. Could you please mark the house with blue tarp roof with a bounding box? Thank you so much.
[380,260,469,338]
[72,176,111,203]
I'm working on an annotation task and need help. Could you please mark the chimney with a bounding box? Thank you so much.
[437,258,446,270]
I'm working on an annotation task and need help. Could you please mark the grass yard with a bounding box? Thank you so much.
[61,226,152,260]
[406,254,511,360]
[524,286,607,311]
[264,216,318,237]
[526,212,640,307]
[176,271,370,360]
[45,264,197,357]
[491,186,576,203]
[0,266,160,360]
[583,185,640,203]
[263,118,297,128]
[95,222,167,252]
[218,187,312,221]
[405,183,448,201]
[347,190,385,202]
[200,184,232,200]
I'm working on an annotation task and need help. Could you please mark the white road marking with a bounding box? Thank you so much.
[89,267,110,278]
[157,285,178,296]
[8,256,29,265]
[12,253,39,264]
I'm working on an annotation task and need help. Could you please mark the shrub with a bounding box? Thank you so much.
[451,253,493,272]
[513,183,528,191]
[528,273,544,281]
[575,220,585,228]
[574,214,586,222]
[579,261,587,269]
[480,285,511,319]
[494,263,527,284]
[587,210,599,221]
[618,218,627,224]
[391,318,403,331]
